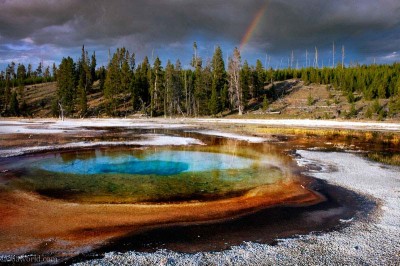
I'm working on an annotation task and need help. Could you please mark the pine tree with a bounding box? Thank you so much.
[173,59,184,115]
[104,50,115,114]
[192,42,203,116]
[98,66,106,91]
[132,57,150,113]
[164,60,174,117]
[90,52,97,82]
[36,62,43,77]
[395,75,400,95]
[372,99,381,114]
[202,62,213,115]
[76,46,91,117]
[9,91,19,116]
[51,98,59,118]
[378,83,387,99]
[120,49,133,117]
[3,85,11,112]
[150,57,163,117]
[183,69,195,116]
[6,62,16,89]
[349,102,357,117]
[129,52,136,71]
[388,96,400,117]
[20,100,28,117]
[221,83,229,111]
[210,46,225,114]
[240,61,250,101]
[52,63,58,81]
[141,56,151,104]
[103,48,130,115]
[57,57,76,116]
[255,59,265,97]
[27,64,32,79]
[193,62,204,116]
[16,64,26,84]
[44,66,51,82]
[209,85,220,116]
[262,95,269,111]
[365,105,373,119]
[0,85,4,113]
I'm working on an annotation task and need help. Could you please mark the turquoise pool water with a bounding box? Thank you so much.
[39,151,255,176]
[4,147,282,203]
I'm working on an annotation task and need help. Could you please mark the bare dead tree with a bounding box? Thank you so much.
[184,71,188,115]
[306,49,308,68]
[342,45,345,69]
[332,41,335,68]
[58,102,64,121]
[228,48,243,115]
[264,53,268,69]
[291,50,294,68]
[314,46,319,68]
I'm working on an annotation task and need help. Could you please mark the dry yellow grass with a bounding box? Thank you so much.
[368,153,400,166]
[230,124,400,145]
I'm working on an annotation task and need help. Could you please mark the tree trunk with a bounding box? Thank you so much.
[238,105,243,115]
[58,102,64,121]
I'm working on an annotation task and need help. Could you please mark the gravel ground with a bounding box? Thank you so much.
[75,150,400,266]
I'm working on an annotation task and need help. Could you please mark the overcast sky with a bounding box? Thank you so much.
[1,0,399,70]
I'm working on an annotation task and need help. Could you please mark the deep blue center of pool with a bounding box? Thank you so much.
[89,160,188,175]
[38,151,254,176]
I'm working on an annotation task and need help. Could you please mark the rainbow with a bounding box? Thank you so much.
[239,2,269,51]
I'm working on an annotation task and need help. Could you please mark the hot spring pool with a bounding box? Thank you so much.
[0,127,366,261]
[5,147,284,203]
[39,150,255,175]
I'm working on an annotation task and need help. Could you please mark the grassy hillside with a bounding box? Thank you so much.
[13,81,104,118]
[235,79,399,120]
[10,79,400,120]
[21,82,57,117]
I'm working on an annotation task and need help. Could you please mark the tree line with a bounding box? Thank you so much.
[0,61,56,116]
[271,64,400,100]
[98,44,252,118]
[54,43,251,118]
[1,43,399,118]
[53,46,97,117]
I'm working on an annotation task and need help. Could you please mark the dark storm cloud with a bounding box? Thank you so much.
[256,0,400,53]
[0,0,399,66]
[0,0,252,46]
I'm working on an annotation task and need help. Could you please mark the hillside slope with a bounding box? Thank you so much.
[10,79,399,120]
[14,81,103,118]
[233,79,399,120]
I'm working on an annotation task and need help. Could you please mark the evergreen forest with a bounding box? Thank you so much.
[1,44,399,119]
